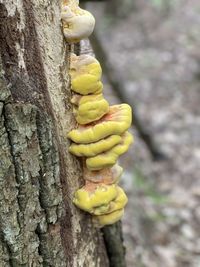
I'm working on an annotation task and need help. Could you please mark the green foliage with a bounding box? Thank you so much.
[151,0,164,8]
[149,212,167,222]
[132,167,181,225]
[150,0,177,10]
[132,167,168,205]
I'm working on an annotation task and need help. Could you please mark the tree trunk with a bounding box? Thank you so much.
[0,1,109,266]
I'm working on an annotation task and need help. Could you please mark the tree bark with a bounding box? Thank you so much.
[0,1,109,266]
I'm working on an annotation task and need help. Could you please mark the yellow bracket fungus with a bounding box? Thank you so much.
[93,209,124,227]
[67,104,132,144]
[83,164,123,184]
[62,0,131,228]
[71,94,109,124]
[73,183,127,216]
[86,131,133,170]
[61,1,95,43]
[73,183,118,215]
[69,134,121,157]
[70,53,103,95]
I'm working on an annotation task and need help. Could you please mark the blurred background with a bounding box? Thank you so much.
[82,0,200,266]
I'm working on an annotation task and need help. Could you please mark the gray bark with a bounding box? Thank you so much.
[0,1,109,266]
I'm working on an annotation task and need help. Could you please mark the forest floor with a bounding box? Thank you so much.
[85,0,200,266]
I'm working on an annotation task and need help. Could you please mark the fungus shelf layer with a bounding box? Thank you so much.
[67,104,132,144]
[69,135,122,157]
[86,131,133,170]
[73,183,128,216]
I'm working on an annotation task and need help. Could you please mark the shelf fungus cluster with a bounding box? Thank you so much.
[62,0,133,226]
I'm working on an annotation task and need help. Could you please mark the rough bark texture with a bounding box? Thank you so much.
[0,1,109,266]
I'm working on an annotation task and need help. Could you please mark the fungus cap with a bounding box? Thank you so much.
[69,135,121,157]
[70,54,102,95]
[93,209,124,227]
[86,131,133,170]
[71,94,109,124]
[67,104,132,144]
[73,183,118,215]
[61,4,95,43]
[73,184,127,216]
